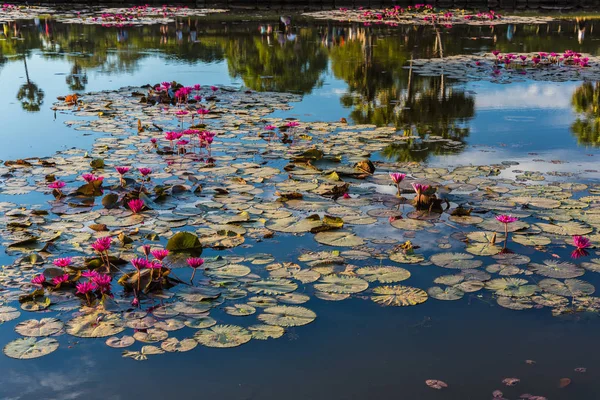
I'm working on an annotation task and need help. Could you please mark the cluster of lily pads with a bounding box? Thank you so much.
[303,7,554,27]
[0,3,53,22]
[58,6,227,26]
[1,79,600,362]
[408,51,600,83]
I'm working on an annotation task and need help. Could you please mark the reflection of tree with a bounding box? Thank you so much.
[65,62,88,91]
[223,29,328,93]
[329,26,474,161]
[571,82,600,146]
[17,55,44,112]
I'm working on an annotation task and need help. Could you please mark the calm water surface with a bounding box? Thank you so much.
[1,14,600,400]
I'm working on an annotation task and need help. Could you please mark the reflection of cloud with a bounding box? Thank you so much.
[0,354,122,400]
[472,82,579,110]
[431,148,600,180]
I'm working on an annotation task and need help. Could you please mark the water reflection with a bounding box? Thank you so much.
[571,82,600,146]
[1,16,600,161]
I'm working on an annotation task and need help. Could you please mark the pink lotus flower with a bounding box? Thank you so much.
[81,270,99,279]
[82,173,103,183]
[151,249,169,261]
[389,173,405,184]
[265,125,277,131]
[193,84,201,90]
[51,274,69,286]
[285,121,300,128]
[411,183,429,193]
[92,274,112,293]
[496,215,518,224]
[343,193,351,199]
[48,181,66,190]
[519,55,527,61]
[131,297,139,307]
[142,245,152,257]
[210,86,218,92]
[475,61,482,66]
[573,235,591,250]
[496,215,518,249]
[187,257,204,269]
[492,50,500,56]
[147,260,162,269]
[187,257,204,283]
[53,257,72,268]
[76,281,97,295]
[197,108,210,115]
[92,236,112,253]
[131,258,148,271]
[31,274,46,287]
[115,166,130,175]
[128,199,145,214]
[139,168,152,177]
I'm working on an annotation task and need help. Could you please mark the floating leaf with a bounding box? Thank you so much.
[356,266,410,283]
[371,286,428,307]
[14,318,63,337]
[314,275,369,294]
[166,231,203,253]
[3,337,59,359]
[194,325,252,348]
[249,324,285,340]
[258,306,316,327]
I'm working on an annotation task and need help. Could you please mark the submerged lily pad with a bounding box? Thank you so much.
[430,253,482,269]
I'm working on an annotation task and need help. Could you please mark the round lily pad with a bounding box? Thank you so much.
[371,285,428,306]
[15,318,63,337]
[258,306,317,327]
[66,311,125,338]
[356,266,411,283]
[314,275,369,294]
[4,337,59,359]
[106,335,135,348]
[249,324,285,340]
[194,324,252,348]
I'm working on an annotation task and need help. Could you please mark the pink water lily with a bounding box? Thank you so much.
[496,215,518,249]
[82,173,104,183]
[76,281,97,295]
[92,236,112,272]
[53,257,73,269]
[51,274,69,286]
[389,173,406,196]
[92,274,112,293]
[128,199,145,214]
[187,257,204,283]
[572,235,591,259]
[131,257,148,292]
[139,167,152,176]
[31,274,46,287]
[151,249,169,261]
[76,281,97,305]
[115,166,130,185]
[81,270,99,279]
[48,181,66,190]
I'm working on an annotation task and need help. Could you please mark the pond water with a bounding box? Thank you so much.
[1,13,600,400]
